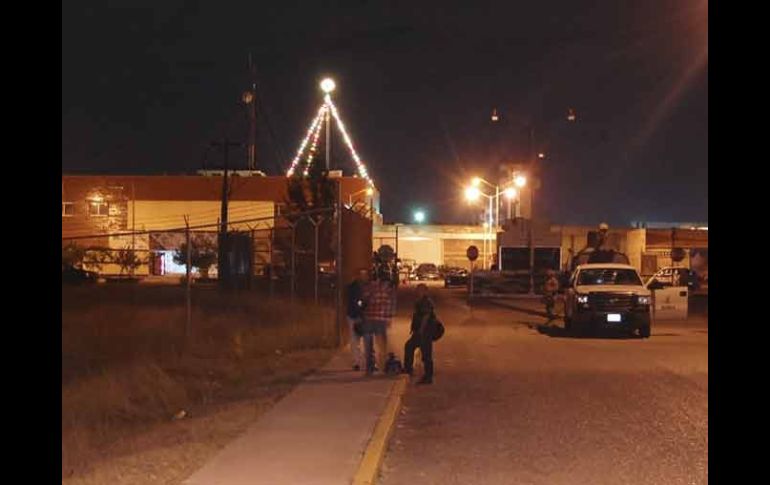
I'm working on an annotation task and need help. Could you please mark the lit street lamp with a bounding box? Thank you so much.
[413,210,426,223]
[463,175,525,269]
[348,185,374,208]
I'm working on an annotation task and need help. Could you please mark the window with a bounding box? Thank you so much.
[88,201,109,217]
[577,268,642,286]
[62,202,74,217]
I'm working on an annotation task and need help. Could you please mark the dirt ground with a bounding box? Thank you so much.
[63,348,334,485]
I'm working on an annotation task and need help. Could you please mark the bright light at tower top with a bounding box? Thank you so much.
[320,78,336,93]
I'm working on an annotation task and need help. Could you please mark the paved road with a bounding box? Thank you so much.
[380,289,708,485]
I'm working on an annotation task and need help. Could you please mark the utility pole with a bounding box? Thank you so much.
[245,54,258,171]
[211,138,242,288]
[184,215,192,340]
[336,179,344,346]
[528,124,536,295]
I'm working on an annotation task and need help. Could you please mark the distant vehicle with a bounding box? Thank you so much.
[444,268,469,287]
[564,263,652,338]
[62,266,99,285]
[646,267,698,291]
[415,263,441,281]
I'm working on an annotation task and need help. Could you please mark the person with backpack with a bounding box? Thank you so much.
[402,284,438,384]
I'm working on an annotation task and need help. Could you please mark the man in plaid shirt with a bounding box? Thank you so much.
[361,272,396,374]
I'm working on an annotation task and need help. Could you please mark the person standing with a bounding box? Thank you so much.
[403,284,436,384]
[361,271,396,375]
[543,270,560,322]
[346,269,369,371]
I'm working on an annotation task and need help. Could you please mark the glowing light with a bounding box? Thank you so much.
[286,104,327,177]
[538,152,545,159]
[465,186,481,201]
[320,78,336,93]
[365,187,374,196]
[504,187,517,199]
[567,108,576,122]
[285,83,375,186]
[327,98,373,184]
[302,108,327,175]
[514,175,527,188]
[491,108,499,122]
[471,177,482,187]
[413,210,426,223]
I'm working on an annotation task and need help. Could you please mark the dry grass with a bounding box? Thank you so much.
[62,286,339,480]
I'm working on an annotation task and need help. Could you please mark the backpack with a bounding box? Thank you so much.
[431,316,445,341]
[385,353,403,374]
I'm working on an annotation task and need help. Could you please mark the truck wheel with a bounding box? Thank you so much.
[564,316,572,332]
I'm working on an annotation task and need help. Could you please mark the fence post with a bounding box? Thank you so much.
[312,216,320,305]
[269,227,274,298]
[290,222,296,302]
[336,182,344,347]
[184,215,192,341]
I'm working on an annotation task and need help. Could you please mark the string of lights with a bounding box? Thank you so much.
[302,108,326,176]
[284,79,374,187]
[286,104,328,177]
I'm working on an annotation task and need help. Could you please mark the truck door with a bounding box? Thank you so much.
[651,286,688,320]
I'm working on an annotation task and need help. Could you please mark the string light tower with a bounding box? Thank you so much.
[285,77,375,188]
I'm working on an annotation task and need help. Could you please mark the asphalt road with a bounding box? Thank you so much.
[380,288,708,485]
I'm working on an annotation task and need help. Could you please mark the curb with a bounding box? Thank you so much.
[352,374,409,485]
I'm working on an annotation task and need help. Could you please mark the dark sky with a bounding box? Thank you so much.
[62,0,708,226]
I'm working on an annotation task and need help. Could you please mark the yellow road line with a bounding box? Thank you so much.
[352,374,409,485]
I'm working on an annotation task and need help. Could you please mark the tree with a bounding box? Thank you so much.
[174,237,218,278]
[62,243,111,272]
[62,243,86,270]
[112,246,147,276]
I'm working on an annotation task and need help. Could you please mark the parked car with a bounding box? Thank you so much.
[415,263,441,281]
[444,268,469,287]
[62,266,99,285]
[564,263,652,338]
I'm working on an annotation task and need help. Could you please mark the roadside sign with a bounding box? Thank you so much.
[467,245,479,262]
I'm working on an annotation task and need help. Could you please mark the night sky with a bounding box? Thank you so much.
[62,0,708,226]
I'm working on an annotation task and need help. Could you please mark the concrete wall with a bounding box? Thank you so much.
[129,200,275,232]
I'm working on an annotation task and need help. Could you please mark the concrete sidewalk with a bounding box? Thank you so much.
[185,325,409,485]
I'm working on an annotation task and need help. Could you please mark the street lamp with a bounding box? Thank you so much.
[464,186,481,201]
[413,210,426,223]
[463,175,527,269]
[348,185,375,207]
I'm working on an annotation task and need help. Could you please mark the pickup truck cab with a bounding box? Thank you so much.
[564,263,652,338]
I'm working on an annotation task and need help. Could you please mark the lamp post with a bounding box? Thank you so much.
[320,78,336,170]
[348,186,374,212]
[465,176,523,269]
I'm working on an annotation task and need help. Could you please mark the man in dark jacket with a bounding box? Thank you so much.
[346,269,369,370]
[402,284,436,384]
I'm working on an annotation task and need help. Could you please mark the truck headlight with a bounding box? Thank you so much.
[637,296,651,305]
[577,294,588,304]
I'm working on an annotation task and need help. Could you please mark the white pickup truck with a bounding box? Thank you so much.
[564,263,653,338]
